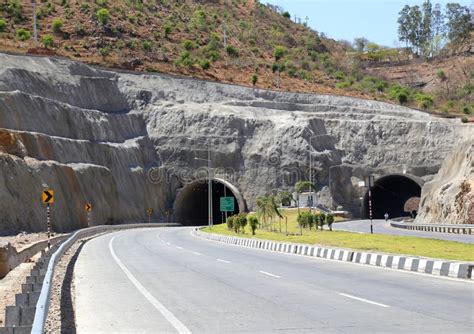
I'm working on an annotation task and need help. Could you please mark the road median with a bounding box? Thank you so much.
[194,228,474,281]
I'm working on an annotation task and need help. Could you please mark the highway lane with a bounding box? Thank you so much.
[75,227,474,333]
[334,219,474,244]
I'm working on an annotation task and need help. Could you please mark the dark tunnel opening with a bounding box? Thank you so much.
[175,180,241,226]
[363,175,422,219]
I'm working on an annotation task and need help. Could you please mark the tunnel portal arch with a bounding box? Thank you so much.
[174,178,246,226]
[362,174,423,219]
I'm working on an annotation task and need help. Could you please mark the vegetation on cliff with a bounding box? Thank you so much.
[0,0,472,116]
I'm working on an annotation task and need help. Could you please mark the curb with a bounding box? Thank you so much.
[193,229,474,281]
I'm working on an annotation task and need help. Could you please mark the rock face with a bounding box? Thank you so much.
[0,53,472,231]
[416,142,474,225]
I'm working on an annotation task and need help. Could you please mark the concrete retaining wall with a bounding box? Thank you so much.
[390,222,474,234]
[0,236,66,279]
[194,229,474,280]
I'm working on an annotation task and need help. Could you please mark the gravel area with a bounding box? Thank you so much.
[0,232,66,251]
[44,235,99,333]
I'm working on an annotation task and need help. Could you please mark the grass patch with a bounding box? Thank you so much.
[203,209,474,262]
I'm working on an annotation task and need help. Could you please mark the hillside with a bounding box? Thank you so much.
[0,0,472,117]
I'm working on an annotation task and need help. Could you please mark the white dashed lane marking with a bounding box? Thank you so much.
[339,293,390,308]
[259,271,281,278]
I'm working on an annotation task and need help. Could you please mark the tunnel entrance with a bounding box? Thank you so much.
[363,174,422,219]
[174,178,245,226]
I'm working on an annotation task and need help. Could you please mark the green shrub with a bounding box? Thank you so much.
[414,93,433,110]
[5,0,23,22]
[248,215,259,235]
[273,46,285,61]
[251,74,258,86]
[96,8,109,25]
[42,34,54,48]
[462,106,471,115]
[326,214,334,231]
[97,0,108,7]
[461,116,468,123]
[389,85,411,105]
[207,50,220,62]
[437,69,447,81]
[282,11,291,19]
[52,18,63,33]
[199,59,211,70]
[0,19,7,32]
[318,213,326,230]
[164,24,172,38]
[175,51,194,68]
[226,216,234,231]
[98,46,109,57]
[182,39,196,51]
[79,3,89,13]
[15,28,30,41]
[334,70,345,80]
[234,213,248,233]
[336,81,352,89]
[226,45,239,57]
[190,9,206,31]
[142,40,152,52]
[397,92,408,105]
[126,40,137,49]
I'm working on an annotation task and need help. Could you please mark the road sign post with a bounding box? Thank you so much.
[146,208,153,224]
[365,175,375,234]
[42,190,54,249]
[84,203,92,226]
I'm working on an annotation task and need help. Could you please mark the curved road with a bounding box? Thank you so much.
[74,227,474,333]
[334,219,474,244]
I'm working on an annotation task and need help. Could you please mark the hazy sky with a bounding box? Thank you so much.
[264,0,472,47]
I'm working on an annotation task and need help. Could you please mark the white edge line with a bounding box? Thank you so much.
[176,246,183,250]
[259,270,281,278]
[217,258,231,263]
[192,251,202,256]
[339,293,390,308]
[109,235,191,334]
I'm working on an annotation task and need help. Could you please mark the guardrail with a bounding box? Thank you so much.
[390,221,474,235]
[30,223,179,334]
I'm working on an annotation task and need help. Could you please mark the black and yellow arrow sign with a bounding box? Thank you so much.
[85,203,92,212]
[146,208,153,216]
[42,190,54,204]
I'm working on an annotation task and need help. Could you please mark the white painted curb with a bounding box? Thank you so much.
[193,229,474,281]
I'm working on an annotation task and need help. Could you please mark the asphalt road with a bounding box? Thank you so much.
[334,219,474,244]
[74,227,474,333]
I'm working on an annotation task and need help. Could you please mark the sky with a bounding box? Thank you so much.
[264,0,473,47]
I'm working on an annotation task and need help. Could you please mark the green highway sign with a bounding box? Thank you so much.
[220,197,234,212]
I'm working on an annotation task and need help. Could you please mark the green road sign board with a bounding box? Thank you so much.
[220,197,234,212]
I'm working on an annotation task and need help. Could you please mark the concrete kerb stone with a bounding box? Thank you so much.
[194,228,474,281]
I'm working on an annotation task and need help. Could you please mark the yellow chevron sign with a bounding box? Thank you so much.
[85,203,92,212]
[42,190,54,204]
